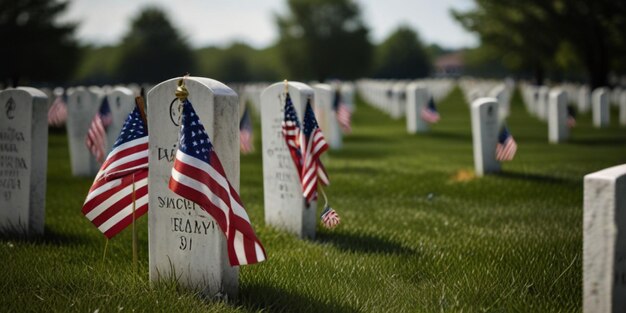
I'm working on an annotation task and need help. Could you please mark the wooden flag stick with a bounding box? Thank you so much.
[135,96,147,126]
[102,238,109,263]
[131,173,138,273]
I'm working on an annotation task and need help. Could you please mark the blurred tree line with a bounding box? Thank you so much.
[3,0,437,87]
[453,0,626,88]
[12,0,625,88]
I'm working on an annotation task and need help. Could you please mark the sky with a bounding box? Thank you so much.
[60,0,479,49]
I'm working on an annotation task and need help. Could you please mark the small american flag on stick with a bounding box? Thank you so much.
[496,125,517,162]
[82,106,149,238]
[567,105,576,128]
[333,90,352,134]
[169,99,266,266]
[421,96,440,124]
[301,99,330,204]
[239,105,254,154]
[48,95,67,127]
[282,92,303,175]
[86,97,113,163]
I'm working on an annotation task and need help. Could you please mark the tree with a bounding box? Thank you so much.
[116,7,195,84]
[0,0,80,86]
[276,0,373,81]
[373,26,431,79]
[452,0,626,87]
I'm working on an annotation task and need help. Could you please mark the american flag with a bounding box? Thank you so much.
[169,99,266,266]
[82,107,149,238]
[320,206,340,229]
[333,90,352,134]
[48,95,67,127]
[282,92,303,175]
[567,105,576,128]
[301,99,330,204]
[496,126,517,162]
[421,96,440,124]
[86,97,113,163]
[239,105,254,154]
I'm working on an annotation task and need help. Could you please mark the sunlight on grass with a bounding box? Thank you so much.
[1,86,625,312]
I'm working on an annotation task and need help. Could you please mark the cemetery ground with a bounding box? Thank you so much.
[2,87,625,312]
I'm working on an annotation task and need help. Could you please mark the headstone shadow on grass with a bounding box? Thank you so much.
[315,231,415,255]
[427,130,472,142]
[0,226,90,246]
[494,170,573,185]
[569,137,626,146]
[239,284,357,313]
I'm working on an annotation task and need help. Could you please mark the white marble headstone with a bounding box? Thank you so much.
[390,82,407,119]
[260,82,316,239]
[66,87,101,177]
[106,87,136,149]
[579,86,591,113]
[548,89,569,143]
[341,83,355,113]
[592,88,610,128]
[583,164,626,313]
[619,90,626,126]
[471,98,500,176]
[313,84,341,150]
[0,88,48,235]
[147,77,239,298]
[406,83,429,134]
[536,86,549,121]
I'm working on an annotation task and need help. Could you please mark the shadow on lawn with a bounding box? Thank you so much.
[426,130,472,142]
[569,137,626,146]
[495,170,573,185]
[0,226,90,246]
[238,284,357,313]
[315,231,414,255]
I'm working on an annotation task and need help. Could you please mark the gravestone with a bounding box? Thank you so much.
[471,98,500,176]
[579,86,591,113]
[592,88,610,128]
[390,82,406,119]
[341,83,355,113]
[148,77,239,298]
[548,89,569,143]
[313,83,341,150]
[536,86,549,121]
[66,87,101,176]
[583,164,626,313]
[619,90,626,126]
[106,87,136,149]
[260,81,316,239]
[0,88,48,235]
[406,83,429,134]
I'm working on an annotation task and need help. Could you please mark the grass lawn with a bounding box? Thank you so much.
[1,86,625,312]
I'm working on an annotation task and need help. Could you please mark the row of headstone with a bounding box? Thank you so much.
[356,79,454,133]
[520,83,626,128]
[458,78,514,121]
[65,86,138,176]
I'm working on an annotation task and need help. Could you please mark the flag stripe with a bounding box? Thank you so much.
[168,99,265,266]
[82,107,149,239]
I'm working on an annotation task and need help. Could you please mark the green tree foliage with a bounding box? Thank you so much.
[0,0,80,86]
[195,43,285,82]
[453,0,626,87]
[276,0,373,81]
[373,26,431,79]
[73,45,122,85]
[116,7,195,84]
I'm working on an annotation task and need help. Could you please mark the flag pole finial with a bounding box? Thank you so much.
[284,79,289,94]
[176,74,190,101]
